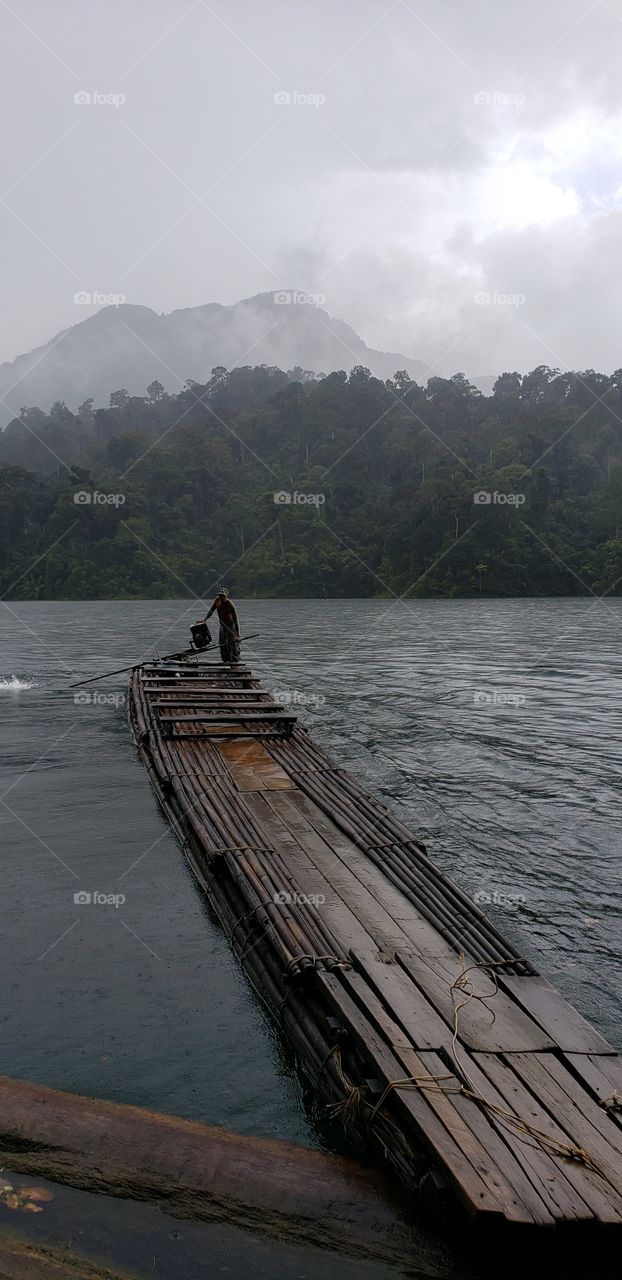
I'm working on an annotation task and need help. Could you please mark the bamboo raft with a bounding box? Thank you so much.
[128,660,622,1233]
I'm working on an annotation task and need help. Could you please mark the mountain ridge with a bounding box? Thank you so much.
[0,292,436,426]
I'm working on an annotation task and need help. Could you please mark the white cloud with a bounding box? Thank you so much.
[1,0,622,378]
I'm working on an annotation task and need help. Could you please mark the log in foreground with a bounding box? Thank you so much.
[0,1075,419,1267]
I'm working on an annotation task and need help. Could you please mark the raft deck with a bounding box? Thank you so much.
[128,661,622,1232]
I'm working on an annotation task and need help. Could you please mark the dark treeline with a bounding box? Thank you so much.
[1,362,622,599]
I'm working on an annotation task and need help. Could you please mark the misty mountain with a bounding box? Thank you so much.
[0,292,433,427]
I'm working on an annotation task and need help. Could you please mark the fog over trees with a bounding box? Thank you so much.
[2,361,621,599]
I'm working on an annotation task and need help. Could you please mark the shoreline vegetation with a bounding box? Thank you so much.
[2,363,621,600]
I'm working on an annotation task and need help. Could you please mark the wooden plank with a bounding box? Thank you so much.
[226,765,265,791]
[317,971,509,1219]
[146,696,260,702]
[410,1049,543,1224]
[338,970,530,1214]
[218,741,296,793]
[460,1050,596,1222]
[397,951,554,1053]
[157,712,295,723]
[501,975,614,1055]
[143,675,254,686]
[472,1053,617,1222]
[142,680,257,688]
[257,773,297,791]
[350,948,454,1052]
[217,763,294,793]
[509,1053,622,1200]
[142,665,251,673]
[148,689,270,696]
[263,792,420,954]
[242,792,380,956]
[336,976,533,1217]
[166,730,292,739]
[253,761,296,790]
[146,694,259,700]
[154,700,285,711]
[564,1054,622,1127]
[220,741,278,766]
[142,672,252,681]
[144,681,256,688]
[339,965,547,1229]
[341,966,420,1053]
[526,1053,622,1160]
[283,790,458,959]
[150,695,281,703]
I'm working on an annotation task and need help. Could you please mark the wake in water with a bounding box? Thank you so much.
[0,675,38,691]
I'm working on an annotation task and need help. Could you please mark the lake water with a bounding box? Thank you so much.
[0,598,620,1272]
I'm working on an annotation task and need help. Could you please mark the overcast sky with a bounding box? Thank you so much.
[1,0,621,378]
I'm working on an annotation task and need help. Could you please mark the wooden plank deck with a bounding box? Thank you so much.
[127,660,622,1234]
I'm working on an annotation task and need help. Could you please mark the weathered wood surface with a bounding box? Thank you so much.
[127,661,622,1233]
[0,1076,417,1265]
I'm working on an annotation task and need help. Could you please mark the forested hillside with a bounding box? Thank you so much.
[1,362,622,599]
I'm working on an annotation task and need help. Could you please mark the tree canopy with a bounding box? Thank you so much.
[1,362,622,599]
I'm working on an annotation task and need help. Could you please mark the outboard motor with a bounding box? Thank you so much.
[190,620,212,651]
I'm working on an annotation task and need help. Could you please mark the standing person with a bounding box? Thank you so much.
[204,590,241,664]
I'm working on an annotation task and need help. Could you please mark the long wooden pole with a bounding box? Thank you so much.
[68,635,260,687]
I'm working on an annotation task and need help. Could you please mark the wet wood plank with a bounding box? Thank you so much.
[458,1049,595,1222]
[396,951,555,1053]
[217,740,296,792]
[318,971,508,1218]
[501,975,614,1055]
[242,792,380,955]
[264,793,420,953]
[284,791,457,959]
[351,948,454,1052]
[471,1053,618,1222]
[509,1053,622,1200]
[410,1048,544,1224]
[564,1054,622,1127]
[158,712,295,722]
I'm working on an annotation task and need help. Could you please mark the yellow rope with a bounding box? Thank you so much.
[324,1045,368,1125]
[324,1045,405,1152]
[600,1091,622,1113]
